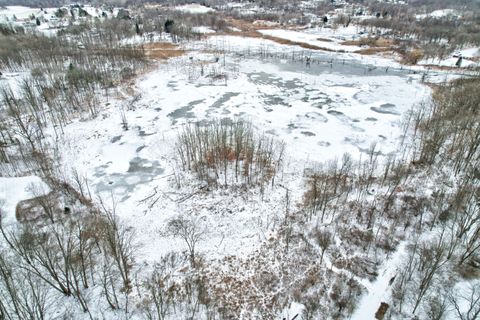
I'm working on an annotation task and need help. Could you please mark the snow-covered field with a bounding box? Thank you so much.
[174,4,215,14]
[259,28,362,52]
[0,5,55,21]
[351,242,408,320]
[0,27,432,262]
[418,56,478,68]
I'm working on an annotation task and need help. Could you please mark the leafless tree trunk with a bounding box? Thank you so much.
[166,216,206,268]
[449,283,480,320]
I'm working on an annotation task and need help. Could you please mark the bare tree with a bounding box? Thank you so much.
[449,282,480,320]
[166,216,206,268]
[99,205,135,293]
[140,258,179,320]
[411,240,448,314]
[312,228,332,265]
[0,252,51,320]
[425,291,449,320]
[303,157,350,222]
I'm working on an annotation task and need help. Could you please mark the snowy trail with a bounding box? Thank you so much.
[350,241,407,320]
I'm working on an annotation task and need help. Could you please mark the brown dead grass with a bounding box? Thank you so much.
[206,15,477,72]
[261,34,341,52]
[342,37,395,48]
[341,40,359,46]
[143,42,185,60]
[400,48,424,65]
[222,16,282,32]
[375,38,396,47]
[357,47,393,55]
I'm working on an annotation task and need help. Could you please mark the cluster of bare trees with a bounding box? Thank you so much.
[0,193,134,319]
[357,6,480,61]
[0,17,150,317]
[139,254,181,320]
[0,18,145,71]
[294,75,480,319]
[414,78,480,175]
[0,18,147,177]
[140,8,229,39]
[392,191,479,317]
[379,77,480,318]
[303,154,353,222]
[138,248,216,320]
[0,2,478,318]
[176,119,285,189]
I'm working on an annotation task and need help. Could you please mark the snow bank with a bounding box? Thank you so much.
[304,25,364,41]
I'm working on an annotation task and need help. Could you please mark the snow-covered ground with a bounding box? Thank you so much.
[192,26,216,34]
[351,242,407,320]
[2,8,473,316]
[418,56,478,68]
[199,33,466,81]
[55,43,430,266]
[259,28,362,52]
[174,4,215,14]
[254,25,478,71]
[0,71,32,97]
[303,25,366,42]
[0,176,49,225]
[456,47,480,59]
[0,5,55,21]
[197,35,386,67]
[419,47,480,68]
[416,9,461,20]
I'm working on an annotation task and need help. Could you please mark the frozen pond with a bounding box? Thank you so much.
[70,52,430,201]
[137,54,429,162]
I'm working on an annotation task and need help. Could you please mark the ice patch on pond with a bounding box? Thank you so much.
[94,157,164,201]
[371,103,400,115]
[168,99,205,123]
